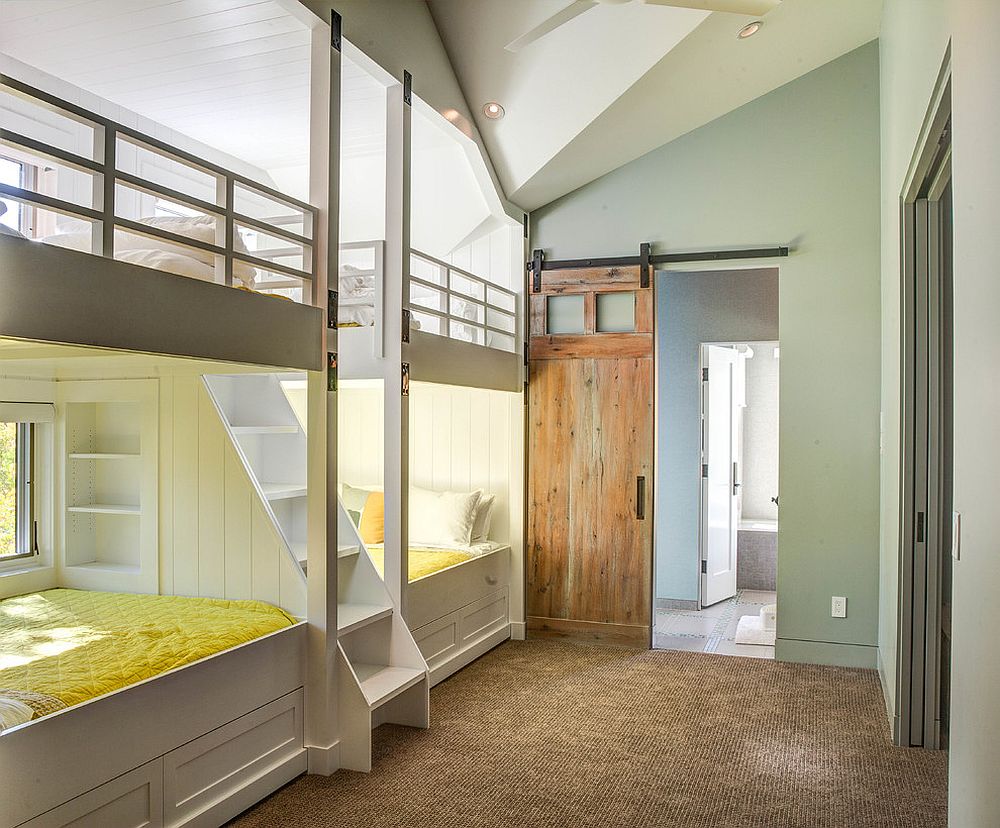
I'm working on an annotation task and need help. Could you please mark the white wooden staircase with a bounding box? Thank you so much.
[204,372,429,772]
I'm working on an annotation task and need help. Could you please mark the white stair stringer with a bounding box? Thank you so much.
[336,500,430,772]
[202,373,310,577]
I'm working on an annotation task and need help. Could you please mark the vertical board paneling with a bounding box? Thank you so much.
[197,385,225,597]
[450,390,471,491]
[158,377,175,595]
[278,549,307,618]
[250,500,280,606]
[223,443,252,600]
[172,376,200,597]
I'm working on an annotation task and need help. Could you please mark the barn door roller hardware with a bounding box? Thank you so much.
[528,244,790,280]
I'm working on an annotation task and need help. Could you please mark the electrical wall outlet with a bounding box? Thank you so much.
[831,596,847,618]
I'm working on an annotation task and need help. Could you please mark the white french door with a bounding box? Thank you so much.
[700,345,741,607]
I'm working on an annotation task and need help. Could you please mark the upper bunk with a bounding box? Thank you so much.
[0,6,326,372]
[336,48,524,393]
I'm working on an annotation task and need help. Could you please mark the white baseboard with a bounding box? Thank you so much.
[306,740,340,776]
[510,621,526,640]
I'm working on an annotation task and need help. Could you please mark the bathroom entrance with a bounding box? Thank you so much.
[652,269,778,659]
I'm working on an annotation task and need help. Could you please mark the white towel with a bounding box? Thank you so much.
[761,603,777,630]
[734,614,777,646]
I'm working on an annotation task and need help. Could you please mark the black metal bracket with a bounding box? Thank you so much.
[403,70,412,106]
[639,242,651,289]
[327,289,338,328]
[331,10,342,52]
[530,248,543,293]
[522,212,529,240]
[402,309,411,343]
[401,362,410,396]
[327,352,338,392]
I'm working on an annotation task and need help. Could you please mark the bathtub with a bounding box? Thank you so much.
[737,519,778,590]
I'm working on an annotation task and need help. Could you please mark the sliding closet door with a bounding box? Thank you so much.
[527,265,654,646]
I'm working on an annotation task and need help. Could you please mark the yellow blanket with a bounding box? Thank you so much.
[366,546,473,582]
[0,589,295,709]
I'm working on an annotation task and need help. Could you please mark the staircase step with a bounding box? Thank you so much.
[352,663,425,708]
[230,425,299,434]
[260,482,307,500]
[291,543,358,562]
[339,545,361,558]
[338,603,392,635]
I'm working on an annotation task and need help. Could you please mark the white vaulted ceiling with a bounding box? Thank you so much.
[428,0,883,209]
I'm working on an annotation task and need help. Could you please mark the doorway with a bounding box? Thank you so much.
[652,269,778,658]
[897,72,952,750]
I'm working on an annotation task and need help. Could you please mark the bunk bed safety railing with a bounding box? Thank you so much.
[409,249,518,353]
[339,240,386,358]
[0,75,320,305]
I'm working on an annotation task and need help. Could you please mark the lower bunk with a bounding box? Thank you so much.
[0,589,306,828]
[367,542,512,685]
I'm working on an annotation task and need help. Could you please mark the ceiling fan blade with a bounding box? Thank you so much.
[642,0,781,15]
[505,0,599,52]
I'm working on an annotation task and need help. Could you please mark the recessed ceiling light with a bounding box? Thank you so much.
[737,20,762,39]
[483,102,505,120]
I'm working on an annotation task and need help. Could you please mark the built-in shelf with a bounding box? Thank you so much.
[352,663,425,708]
[64,561,141,575]
[231,425,299,435]
[67,503,141,515]
[260,482,307,501]
[338,603,392,635]
[339,545,360,558]
[290,542,358,565]
[68,452,140,460]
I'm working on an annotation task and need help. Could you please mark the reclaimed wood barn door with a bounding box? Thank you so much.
[527,262,654,646]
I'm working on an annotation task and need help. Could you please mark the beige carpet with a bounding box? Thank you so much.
[232,640,948,828]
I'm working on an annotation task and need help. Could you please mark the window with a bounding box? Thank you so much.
[0,155,26,234]
[0,422,34,561]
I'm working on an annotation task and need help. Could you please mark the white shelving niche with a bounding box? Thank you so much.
[59,379,158,593]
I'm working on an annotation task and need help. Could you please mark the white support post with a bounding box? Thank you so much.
[510,217,529,639]
[304,16,340,775]
[383,75,412,617]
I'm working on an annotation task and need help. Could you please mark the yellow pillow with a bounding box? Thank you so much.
[359,491,385,544]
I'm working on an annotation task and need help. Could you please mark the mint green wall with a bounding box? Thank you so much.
[533,43,882,667]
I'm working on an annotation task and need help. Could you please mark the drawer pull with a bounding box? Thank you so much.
[485,575,499,586]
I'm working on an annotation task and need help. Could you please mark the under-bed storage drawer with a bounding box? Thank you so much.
[162,689,306,828]
[16,760,163,828]
[412,588,509,682]
[407,548,510,630]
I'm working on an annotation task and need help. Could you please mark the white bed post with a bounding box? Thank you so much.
[383,73,412,617]
[304,13,340,775]
[510,216,529,641]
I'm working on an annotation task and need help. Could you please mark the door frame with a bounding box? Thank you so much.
[896,51,952,749]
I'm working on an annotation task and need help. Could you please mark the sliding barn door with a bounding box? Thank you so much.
[527,264,654,646]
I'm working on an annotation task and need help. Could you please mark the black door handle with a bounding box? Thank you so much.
[636,476,646,520]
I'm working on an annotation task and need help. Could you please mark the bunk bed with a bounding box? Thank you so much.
[337,241,525,683]
[0,75,324,828]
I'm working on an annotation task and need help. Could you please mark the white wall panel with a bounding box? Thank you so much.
[158,377,305,615]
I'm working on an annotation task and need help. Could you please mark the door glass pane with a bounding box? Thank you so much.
[546,295,584,334]
[596,291,635,333]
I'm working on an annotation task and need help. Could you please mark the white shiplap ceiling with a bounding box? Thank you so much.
[0,0,314,174]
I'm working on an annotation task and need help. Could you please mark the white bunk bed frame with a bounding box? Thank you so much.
[0,74,329,827]
[0,74,321,305]
[337,237,523,685]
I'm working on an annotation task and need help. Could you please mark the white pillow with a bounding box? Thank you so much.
[0,697,33,732]
[472,493,496,542]
[409,486,482,549]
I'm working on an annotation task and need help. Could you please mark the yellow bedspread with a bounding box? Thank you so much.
[0,589,295,709]
[366,546,473,582]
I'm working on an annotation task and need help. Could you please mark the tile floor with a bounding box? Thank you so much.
[653,589,777,659]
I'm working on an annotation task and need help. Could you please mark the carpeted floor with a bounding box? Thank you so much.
[232,640,948,828]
